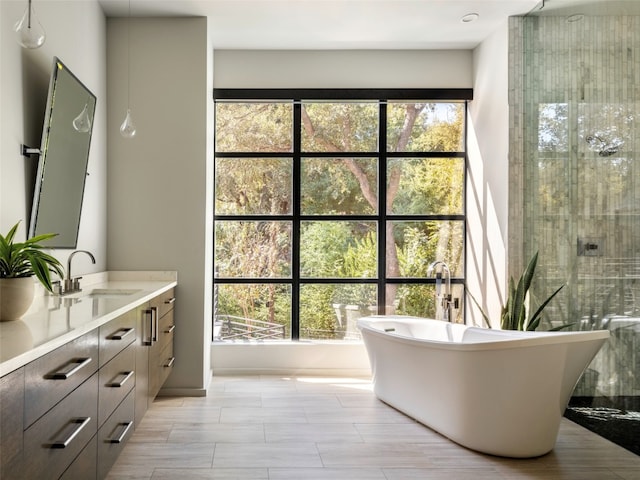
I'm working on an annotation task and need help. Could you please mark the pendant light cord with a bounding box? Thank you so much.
[126,0,131,109]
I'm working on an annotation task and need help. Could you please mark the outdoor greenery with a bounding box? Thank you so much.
[214,99,466,339]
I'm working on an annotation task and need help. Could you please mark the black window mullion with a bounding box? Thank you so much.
[378,101,388,315]
[463,101,469,310]
[292,101,302,340]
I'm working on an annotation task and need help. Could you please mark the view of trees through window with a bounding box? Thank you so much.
[214,91,467,341]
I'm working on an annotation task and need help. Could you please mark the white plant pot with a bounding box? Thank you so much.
[0,277,35,321]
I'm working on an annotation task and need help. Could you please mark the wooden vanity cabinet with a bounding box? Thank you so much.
[97,390,135,479]
[1,332,100,480]
[0,367,24,479]
[149,288,176,400]
[0,287,175,480]
[134,289,176,426]
[23,373,98,480]
[99,308,137,367]
[24,330,99,428]
[60,435,98,480]
[95,307,137,478]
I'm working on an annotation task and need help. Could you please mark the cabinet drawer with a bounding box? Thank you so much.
[149,341,174,399]
[0,368,24,479]
[99,309,136,367]
[60,434,97,480]
[151,288,176,319]
[24,329,99,427]
[23,373,98,480]
[159,342,174,388]
[97,390,135,480]
[98,343,135,427]
[157,308,175,352]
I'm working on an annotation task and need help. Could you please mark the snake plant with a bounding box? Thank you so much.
[469,251,566,331]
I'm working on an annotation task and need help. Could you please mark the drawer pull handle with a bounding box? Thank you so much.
[143,309,153,346]
[51,417,91,449]
[165,297,176,305]
[50,357,92,380]
[151,307,159,343]
[165,357,175,368]
[109,371,134,388]
[165,325,176,334]
[108,421,134,444]
[110,328,134,340]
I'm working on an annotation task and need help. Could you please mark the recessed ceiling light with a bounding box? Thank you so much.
[566,13,585,23]
[461,13,479,23]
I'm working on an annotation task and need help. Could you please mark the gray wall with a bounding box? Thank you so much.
[106,17,213,394]
[0,0,107,274]
[213,50,473,88]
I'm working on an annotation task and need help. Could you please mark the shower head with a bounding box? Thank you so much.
[585,134,622,157]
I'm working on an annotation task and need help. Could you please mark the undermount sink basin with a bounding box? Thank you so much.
[88,288,142,298]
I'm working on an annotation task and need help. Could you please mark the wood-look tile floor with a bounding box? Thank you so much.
[107,376,640,479]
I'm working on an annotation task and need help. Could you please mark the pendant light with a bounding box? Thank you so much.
[73,102,93,133]
[120,0,137,138]
[14,0,46,49]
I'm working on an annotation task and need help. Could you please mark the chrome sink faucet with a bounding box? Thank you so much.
[61,250,96,295]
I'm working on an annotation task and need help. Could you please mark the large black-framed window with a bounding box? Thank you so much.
[213,89,471,341]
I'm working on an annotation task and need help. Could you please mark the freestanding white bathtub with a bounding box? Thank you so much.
[357,315,609,458]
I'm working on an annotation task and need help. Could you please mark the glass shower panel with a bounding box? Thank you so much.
[521,12,640,454]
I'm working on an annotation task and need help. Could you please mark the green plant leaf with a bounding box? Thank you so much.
[466,289,492,328]
[0,221,63,292]
[526,283,565,331]
[515,252,538,330]
[549,322,575,331]
[501,276,517,329]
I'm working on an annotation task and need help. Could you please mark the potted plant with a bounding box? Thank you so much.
[469,251,567,331]
[0,221,64,321]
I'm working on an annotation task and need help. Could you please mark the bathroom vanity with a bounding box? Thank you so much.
[0,271,177,480]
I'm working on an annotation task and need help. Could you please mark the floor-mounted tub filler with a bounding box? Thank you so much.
[357,316,610,458]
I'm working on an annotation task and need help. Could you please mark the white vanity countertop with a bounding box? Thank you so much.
[0,271,177,377]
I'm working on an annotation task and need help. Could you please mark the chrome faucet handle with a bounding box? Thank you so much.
[72,277,83,291]
[51,280,62,295]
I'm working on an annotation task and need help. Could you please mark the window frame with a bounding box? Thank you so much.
[213,88,472,340]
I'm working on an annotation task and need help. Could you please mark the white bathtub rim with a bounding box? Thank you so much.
[357,315,610,351]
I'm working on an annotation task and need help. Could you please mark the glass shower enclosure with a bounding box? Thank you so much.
[515,5,639,455]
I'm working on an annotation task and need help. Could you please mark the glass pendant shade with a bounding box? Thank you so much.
[14,0,46,49]
[72,103,92,133]
[120,109,137,138]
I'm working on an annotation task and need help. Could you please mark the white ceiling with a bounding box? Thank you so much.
[97,0,541,49]
[96,0,640,50]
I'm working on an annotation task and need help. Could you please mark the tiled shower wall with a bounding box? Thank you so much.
[509,15,639,397]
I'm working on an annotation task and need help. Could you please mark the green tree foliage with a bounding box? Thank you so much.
[214,99,465,339]
[216,103,293,152]
[215,158,292,215]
